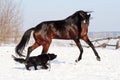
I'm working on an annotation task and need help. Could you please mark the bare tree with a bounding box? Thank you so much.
[0,0,22,44]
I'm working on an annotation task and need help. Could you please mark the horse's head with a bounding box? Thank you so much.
[78,10,91,23]
[72,10,91,24]
[76,10,92,37]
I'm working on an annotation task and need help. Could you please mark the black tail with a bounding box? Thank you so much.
[15,28,35,57]
[12,55,25,64]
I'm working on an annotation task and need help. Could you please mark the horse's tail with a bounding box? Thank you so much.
[12,55,26,64]
[15,27,35,57]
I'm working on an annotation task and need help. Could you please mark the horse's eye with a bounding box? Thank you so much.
[83,20,86,23]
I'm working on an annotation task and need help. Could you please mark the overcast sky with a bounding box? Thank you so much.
[21,0,120,32]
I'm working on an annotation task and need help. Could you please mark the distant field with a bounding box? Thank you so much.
[88,31,120,38]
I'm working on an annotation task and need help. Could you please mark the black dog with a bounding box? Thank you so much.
[12,53,57,70]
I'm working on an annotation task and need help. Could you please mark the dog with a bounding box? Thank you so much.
[12,53,57,70]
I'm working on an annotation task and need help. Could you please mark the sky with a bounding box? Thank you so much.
[20,0,120,32]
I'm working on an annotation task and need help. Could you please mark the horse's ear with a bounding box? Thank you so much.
[79,13,84,18]
[86,11,94,13]
[88,14,91,17]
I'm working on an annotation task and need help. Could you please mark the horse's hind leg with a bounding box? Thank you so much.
[82,36,101,61]
[74,39,83,62]
[26,42,40,61]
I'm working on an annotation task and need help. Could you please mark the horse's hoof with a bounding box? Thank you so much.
[96,57,101,61]
[75,57,82,63]
[75,60,78,63]
[75,59,79,63]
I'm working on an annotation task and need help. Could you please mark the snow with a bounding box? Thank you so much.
[0,44,120,80]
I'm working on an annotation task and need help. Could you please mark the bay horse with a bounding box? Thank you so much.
[15,10,101,62]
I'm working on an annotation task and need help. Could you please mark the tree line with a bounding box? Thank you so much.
[0,0,22,45]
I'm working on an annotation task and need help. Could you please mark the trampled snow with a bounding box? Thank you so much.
[0,43,120,80]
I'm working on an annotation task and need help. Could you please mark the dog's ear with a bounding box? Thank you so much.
[48,53,54,55]
[50,53,55,55]
[47,53,50,54]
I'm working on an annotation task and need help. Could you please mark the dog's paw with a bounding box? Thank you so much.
[41,66,48,69]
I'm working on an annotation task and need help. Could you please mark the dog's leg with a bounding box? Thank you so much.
[25,65,30,70]
[41,64,48,69]
[47,61,51,71]
[34,65,38,70]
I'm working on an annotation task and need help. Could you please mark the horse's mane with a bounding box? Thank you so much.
[65,10,85,24]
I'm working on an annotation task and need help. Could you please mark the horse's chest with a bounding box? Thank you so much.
[81,23,88,37]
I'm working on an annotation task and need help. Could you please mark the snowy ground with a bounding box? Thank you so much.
[0,44,120,80]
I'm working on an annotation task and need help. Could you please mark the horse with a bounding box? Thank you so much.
[15,10,101,62]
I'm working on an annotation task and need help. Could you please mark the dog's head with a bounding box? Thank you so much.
[47,53,57,60]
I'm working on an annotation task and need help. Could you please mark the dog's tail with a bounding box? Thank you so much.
[12,55,26,64]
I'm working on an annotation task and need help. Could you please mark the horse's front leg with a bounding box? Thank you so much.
[74,39,83,62]
[41,40,51,54]
[82,36,101,61]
